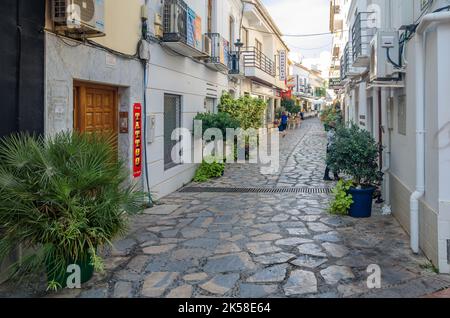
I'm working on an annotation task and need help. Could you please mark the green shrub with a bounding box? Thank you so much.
[219,93,267,130]
[328,179,354,215]
[281,98,301,114]
[327,124,382,187]
[193,157,225,182]
[320,106,341,130]
[194,112,240,139]
[0,132,145,289]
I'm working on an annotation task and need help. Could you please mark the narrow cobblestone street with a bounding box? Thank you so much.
[3,119,449,298]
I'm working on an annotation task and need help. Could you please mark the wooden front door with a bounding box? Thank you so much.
[74,82,118,153]
[74,82,118,135]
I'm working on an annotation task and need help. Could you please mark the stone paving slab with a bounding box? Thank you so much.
[1,119,449,298]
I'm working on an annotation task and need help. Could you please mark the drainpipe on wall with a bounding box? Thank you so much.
[411,11,450,254]
[378,88,383,174]
[382,88,393,207]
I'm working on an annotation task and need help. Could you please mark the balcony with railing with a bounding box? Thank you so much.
[340,42,352,80]
[340,41,367,82]
[204,33,229,73]
[241,46,276,86]
[351,11,376,67]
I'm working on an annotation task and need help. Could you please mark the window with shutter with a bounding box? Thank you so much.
[164,94,182,170]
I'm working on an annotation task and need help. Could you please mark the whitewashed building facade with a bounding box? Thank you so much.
[339,0,450,273]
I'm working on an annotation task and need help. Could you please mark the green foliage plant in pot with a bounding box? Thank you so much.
[0,132,145,290]
[327,124,382,218]
[193,156,225,182]
[281,98,301,115]
[194,112,240,139]
[320,106,343,131]
[218,93,267,130]
[328,179,354,216]
[218,93,266,160]
[194,112,241,160]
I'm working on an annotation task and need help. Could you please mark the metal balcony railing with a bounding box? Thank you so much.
[241,47,276,77]
[340,42,352,80]
[352,12,376,63]
[205,33,229,67]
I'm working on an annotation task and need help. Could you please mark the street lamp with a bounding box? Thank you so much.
[230,39,244,74]
[234,39,244,54]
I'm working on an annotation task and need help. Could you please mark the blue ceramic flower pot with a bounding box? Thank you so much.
[348,187,376,218]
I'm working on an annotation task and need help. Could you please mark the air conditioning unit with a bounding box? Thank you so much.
[370,31,401,81]
[163,0,188,42]
[52,0,105,38]
[162,0,207,58]
[203,34,212,56]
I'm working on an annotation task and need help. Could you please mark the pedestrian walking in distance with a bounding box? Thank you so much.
[279,112,289,138]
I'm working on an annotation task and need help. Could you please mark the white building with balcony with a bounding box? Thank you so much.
[144,0,244,198]
[291,63,326,111]
[143,0,289,198]
[329,0,346,87]
[240,0,290,126]
[340,0,450,273]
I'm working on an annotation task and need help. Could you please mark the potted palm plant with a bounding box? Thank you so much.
[327,124,382,218]
[0,132,144,290]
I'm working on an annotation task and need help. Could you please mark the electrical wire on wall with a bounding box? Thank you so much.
[141,0,154,207]
[397,3,450,67]
[142,57,154,208]
[46,29,140,61]
[47,15,155,207]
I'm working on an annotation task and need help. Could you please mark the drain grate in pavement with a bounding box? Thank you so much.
[179,187,332,194]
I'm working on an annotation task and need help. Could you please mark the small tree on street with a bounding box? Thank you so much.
[327,124,382,187]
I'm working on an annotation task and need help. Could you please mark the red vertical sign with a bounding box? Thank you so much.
[133,103,142,178]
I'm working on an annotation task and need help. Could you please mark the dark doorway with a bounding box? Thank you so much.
[0,0,45,137]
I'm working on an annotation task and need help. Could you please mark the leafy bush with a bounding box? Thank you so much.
[281,98,301,114]
[320,106,342,130]
[327,124,382,187]
[315,87,327,98]
[194,112,240,139]
[193,157,225,182]
[328,179,354,215]
[219,93,267,130]
[0,132,144,289]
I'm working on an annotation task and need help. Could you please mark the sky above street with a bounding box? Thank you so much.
[261,0,332,76]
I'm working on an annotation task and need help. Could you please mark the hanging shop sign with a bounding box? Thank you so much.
[281,90,292,99]
[287,75,296,89]
[279,50,287,81]
[133,103,142,178]
[329,77,343,89]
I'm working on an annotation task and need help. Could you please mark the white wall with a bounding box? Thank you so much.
[436,22,450,273]
[144,0,242,199]
[351,0,450,272]
[44,33,144,185]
